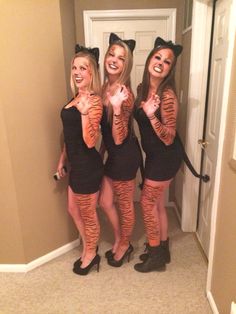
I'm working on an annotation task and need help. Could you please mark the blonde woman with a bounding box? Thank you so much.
[56,45,103,275]
[99,33,142,267]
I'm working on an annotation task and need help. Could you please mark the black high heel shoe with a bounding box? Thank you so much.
[105,249,115,259]
[73,257,82,268]
[107,244,133,267]
[73,246,99,269]
[73,254,101,276]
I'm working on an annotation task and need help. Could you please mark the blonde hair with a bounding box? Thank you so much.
[70,51,101,97]
[103,42,133,122]
[104,42,133,88]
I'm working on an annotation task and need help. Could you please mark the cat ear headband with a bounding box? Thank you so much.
[154,37,183,57]
[75,44,100,66]
[109,33,136,53]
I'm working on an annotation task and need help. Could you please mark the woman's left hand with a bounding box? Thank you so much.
[142,93,160,118]
[107,85,128,115]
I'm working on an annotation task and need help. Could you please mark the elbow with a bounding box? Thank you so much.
[165,139,174,146]
[83,135,95,148]
[114,138,123,145]
[164,134,175,146]
[86,142,95,149]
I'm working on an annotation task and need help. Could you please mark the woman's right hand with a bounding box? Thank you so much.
[107,84,128,115]
[56,161,67,178]
[142,93,160,118]
[73,91,92,115]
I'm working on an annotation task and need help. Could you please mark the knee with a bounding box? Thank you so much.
[99,196,112,212]
[67,203,78,218]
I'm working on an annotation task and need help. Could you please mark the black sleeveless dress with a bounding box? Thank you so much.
[100,107,142,181]
[134,107,183,181]
[61,106,103,194]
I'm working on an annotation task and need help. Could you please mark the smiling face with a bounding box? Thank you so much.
[105,44,126,80]
[72,56,92,91]
[148,48,175,81]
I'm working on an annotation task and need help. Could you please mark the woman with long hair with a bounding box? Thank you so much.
[56,45,103,275]
[134,37,183,272]
[99,33,142,267]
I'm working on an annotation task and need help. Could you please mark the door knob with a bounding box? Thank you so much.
[198,139,209,149]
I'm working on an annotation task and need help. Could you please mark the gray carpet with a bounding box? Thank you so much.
[0,205,212,314]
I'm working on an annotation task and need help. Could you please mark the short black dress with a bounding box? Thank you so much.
[61,106,103,194]
[134,106,183,181]
[101,107,142,181]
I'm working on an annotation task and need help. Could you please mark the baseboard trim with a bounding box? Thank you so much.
[0,239,80,273]
[207,290,219,314]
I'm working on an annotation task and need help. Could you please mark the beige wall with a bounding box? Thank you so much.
[0,1,77,264]
[211,34,236,314]
[60,0,76,99]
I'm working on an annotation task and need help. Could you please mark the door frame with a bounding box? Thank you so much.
[184,0,236,309]
[181,0,213,233]
[83,9,177,47]
[205,0,236,304]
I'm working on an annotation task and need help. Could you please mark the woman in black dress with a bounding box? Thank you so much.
[56,45,103,275]
[99,33,142,267]
[134,37,183,272]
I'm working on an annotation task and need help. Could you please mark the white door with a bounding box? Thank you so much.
[197,0,231,258]
[84,9,176,200]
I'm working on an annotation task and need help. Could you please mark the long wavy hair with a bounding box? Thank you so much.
[70,51,101,97]
[135,46,177,108]
[103,41,134,123]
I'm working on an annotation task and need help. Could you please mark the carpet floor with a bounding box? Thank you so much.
[0,205,212,314]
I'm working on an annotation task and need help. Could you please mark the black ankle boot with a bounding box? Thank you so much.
[139,242,150,261]
[161,238,170,264]
[134,245,166,273]
[139,239,171,264]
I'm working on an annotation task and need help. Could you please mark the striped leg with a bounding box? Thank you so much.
[113,180,135,260]
[76,192,100,267]
[140,182,164,247]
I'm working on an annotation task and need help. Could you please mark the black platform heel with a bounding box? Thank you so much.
[73,246,99,269]
[73,254,100,276]
[105,249,115,259]
[73,257,82,268]
[107,244,133,267]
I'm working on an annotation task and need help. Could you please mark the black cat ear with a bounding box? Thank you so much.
[154,36,183,57]
[90,47,100,65]
[173,45,183,57]
[75,44,84,54]
[75,44,100,66]
[109,33,121,45]
[124,39,136,53]
[109,33,136,53]
[154,37,166,48]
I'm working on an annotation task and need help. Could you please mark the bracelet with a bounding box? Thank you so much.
[148,115,156,120]
[81,112,88,116]
[113,113,121,117]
